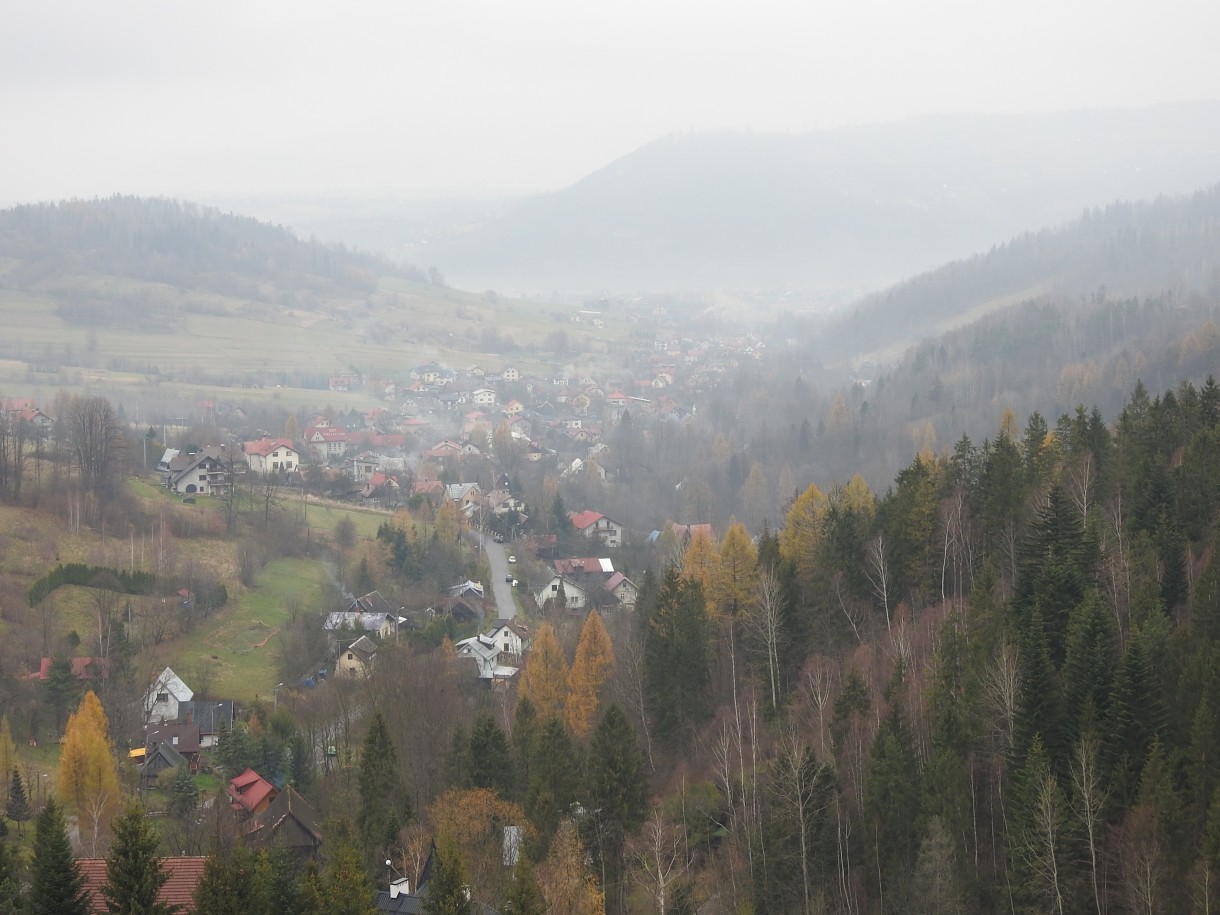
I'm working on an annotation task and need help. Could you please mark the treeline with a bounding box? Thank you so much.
[26,563,155,606]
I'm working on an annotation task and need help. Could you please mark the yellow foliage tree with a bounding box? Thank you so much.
[681,529,720,611]
[842,473,876,518]
[428,788,532,905]
[717,521,760,617]
[565,610,616,738]
[520,624,570,722]
[57,691,121,854]
[779,482,828,588]
[539,818,605,915]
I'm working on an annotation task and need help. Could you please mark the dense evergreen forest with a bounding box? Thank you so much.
[624,374,1220,914]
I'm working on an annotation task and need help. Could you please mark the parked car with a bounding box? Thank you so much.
[508,555,517,564]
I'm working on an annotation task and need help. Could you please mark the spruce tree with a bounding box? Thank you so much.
[193,844,274,915]
[525,717,582,849]
[584,704,648,891]
[7,770,31,838]
[0,838,21,915]
[466,713,513,798]
[502,855,546,915]
[102,802,175,914]
[30,797,89,915]
[357,711,411,870]
[422,832,471,915]
[644,568,710,741]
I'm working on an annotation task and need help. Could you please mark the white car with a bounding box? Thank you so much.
[508,555,517,564]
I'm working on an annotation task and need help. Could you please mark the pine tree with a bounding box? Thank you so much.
[584,704,648,892]
[525,718,583,849]
[167,766,198,820]
[30,797,89,915]
[302,839,378,915]
[503,856,546,915]
[519,624,569,722]
[422,832,471,915]
[467,713,514,798]
[102,802,175,914]
[565,610,615,738]
[357,711,411,870]
[644,568,710,742]
[193,844,274,915]
[7,769,31,838]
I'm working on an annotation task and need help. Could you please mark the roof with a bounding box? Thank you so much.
[604,571,635,592]
[347,635,378,659]
[227,768,277,813]
[79,856,208,914]
[141,742,189,773]
[178,700,234,735]
[349,591,398,615]
[145,722,201,754]
[243,438,297,457]
[149,667,194,703]
[568,509,605,530]
[24,656,108,681]
[244,785,323,849]
[554,557,614,575]
[325,611,394,633]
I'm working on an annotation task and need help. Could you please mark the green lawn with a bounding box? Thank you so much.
[171,557,326,703]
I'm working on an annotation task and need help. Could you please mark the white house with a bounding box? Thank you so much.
[243,438,300,474]
[165,447,231,496]
[486,618,532,660]
[568,509,624,549]
[534,575,589,611]
[144,667,194,725]
[472,388,498,407]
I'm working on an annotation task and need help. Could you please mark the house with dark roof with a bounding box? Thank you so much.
[164,446,232,496]
[139,741,190,786]
[336,635,378,679]
[241,785,323,860]
[177,700,235,748]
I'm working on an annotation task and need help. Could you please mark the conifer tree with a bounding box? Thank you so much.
[357,711,411,870]
[584,704,648,893]
[102,802,175,914]
[57,690,120,853]
[302,839,378,915]
[7,769,31,838]
[467,713,514,798]
[193,844,274,915]
[30,797,89,915]
[422,832,471,915]
[0,837,21,915]
[525,718,583,849]
[644,569,710,741]
[503,855,546,915]
[511,698,539,800]
[519,624,569,722]
[566,610,615,739]
[716,521,760,617]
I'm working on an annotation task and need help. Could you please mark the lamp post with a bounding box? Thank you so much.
[273,682,285,712]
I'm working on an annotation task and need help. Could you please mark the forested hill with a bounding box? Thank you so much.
[422,103,1220,294]
[0,196,421,308]
[814,183,1220,366]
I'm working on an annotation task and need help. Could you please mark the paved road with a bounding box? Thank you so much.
[478,532,518,619]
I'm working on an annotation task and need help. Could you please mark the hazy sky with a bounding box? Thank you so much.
[3,0,1217,204]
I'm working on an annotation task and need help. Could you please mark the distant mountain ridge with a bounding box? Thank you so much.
[422,103,1220,295]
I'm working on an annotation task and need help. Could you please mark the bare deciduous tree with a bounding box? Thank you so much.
[742,569,784,709]
[69,395,125,501]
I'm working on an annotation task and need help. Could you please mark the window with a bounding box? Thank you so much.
[157,691,168,703]
[551,584,558,592]
[348,653,354,660]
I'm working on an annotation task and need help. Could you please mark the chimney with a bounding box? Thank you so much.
[389,877,410,899]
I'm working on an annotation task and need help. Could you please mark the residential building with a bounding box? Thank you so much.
[243,438,300,474]
[144,667,194,725]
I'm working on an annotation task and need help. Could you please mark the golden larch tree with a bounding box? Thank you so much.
[680,529,720,612]
[520,623,570,722]
[779,482,828,589]
[565,610,616,738]
[57,690,121,854]
[717,521,760,617]
[539,818,605,915]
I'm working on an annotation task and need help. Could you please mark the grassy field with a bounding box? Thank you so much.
[170,556,326,702]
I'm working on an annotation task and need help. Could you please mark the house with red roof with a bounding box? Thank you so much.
[243,438,299,474]
[227,767,279,816]
[568,509,624,548]
[79,857,207,913]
